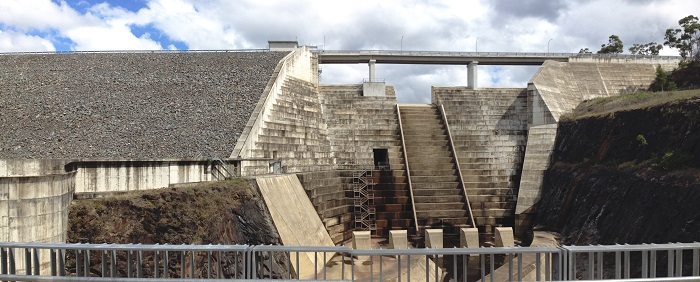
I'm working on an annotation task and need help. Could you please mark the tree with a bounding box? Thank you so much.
[578,48,592,54]
[650,65,677,91]
[598,35,624,54]
[629,42,663,55]
[664,15,700,60]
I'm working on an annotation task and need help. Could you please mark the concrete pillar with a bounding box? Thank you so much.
[495,227,515,247]
[425,229,443,248]
[467,61,478,89]
[389,230,408,249]
[460,228,480,249]
[352,231,372,263]
[368,59,376,82]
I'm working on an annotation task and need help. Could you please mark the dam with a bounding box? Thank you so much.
[0,43,693,280]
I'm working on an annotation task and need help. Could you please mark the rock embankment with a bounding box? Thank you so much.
[535,94,700,245]
[0,51,287,159]
[68,179,286,278]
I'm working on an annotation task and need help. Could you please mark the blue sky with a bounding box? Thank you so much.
[0,0,696,102]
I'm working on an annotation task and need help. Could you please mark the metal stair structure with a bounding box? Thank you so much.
[352,169,376,234]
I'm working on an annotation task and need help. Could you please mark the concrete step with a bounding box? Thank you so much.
[415,202,468,210]
[412,182,460,190]
[374,196,411,205]
[465,188,514,196]
[413,195,464,203]
[377,203,413,213]
[376,211,415,220]
[412,188,462,196]
[373,182,408,189]
[416,210,469,219]
[408,169,457,177]
[410,175,460,183]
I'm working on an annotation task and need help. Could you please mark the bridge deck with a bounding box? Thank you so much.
[316,50,680,66]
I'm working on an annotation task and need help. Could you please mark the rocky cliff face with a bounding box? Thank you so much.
[535,96,700,245]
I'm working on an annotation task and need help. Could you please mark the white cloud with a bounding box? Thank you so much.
[1,0,699,101]
[0,30,55,52]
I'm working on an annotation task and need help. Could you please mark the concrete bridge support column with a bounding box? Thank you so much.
[368,59,376,82]
[468,61,478,89]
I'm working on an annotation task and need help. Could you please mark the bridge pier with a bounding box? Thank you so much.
[468,61,478,89]
[368,59,376,82]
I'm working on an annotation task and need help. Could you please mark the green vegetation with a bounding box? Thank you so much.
[651,65,677,92]
[598,35,624,54]
[664,15,700,60]
[629,42,663,55]
[563,89,700,120]
[653,150,692,171]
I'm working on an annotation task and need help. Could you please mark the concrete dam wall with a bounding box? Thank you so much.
[528,61,663,126]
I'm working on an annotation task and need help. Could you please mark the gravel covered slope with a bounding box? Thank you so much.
[0,51,287,158]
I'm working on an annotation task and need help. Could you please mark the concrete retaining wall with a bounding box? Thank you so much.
[68,160,233,195]
[514,124,558,237]
[0,159,69,177]
[0,170,75,274]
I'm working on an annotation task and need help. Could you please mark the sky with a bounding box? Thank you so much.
[0,0,696,103]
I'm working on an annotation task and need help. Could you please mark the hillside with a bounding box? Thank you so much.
[536,90,700,245]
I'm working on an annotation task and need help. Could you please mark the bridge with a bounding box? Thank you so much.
[315,50,681,89]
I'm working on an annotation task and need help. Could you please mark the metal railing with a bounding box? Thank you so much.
[395,104,421,237]
[2,242,700,281]
[438,103,476,228]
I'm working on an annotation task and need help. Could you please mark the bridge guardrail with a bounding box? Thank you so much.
[315,49,682,60]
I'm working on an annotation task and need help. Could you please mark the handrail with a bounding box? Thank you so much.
[438,103,477,227]
[395,104,420,236]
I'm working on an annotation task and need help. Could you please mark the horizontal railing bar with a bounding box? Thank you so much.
[0,275,352,281]
[349,246,560,256]
[250,245,349,252]
[0,242,250,251]
[563,242,700,252]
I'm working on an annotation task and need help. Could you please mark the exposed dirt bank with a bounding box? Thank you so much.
[67,179,288,278]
